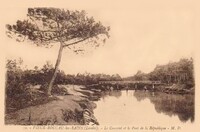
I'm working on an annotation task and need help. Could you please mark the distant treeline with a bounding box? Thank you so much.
[124,58,194,87]
[6,59,122,87]
[6,57,194,88]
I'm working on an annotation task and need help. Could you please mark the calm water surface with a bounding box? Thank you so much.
[93,90,194,125]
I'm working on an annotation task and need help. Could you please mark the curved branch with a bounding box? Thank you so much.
[63,37,90,48]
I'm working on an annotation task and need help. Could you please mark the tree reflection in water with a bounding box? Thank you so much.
[101,90,122,100]
[101,90,122,101]
[133,90,194,122]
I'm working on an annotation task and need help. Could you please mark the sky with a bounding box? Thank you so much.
[1,0,196,77]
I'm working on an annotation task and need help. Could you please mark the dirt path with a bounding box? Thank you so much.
[5,85,95,125]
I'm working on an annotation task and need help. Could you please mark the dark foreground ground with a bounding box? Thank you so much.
[5,85,97,125]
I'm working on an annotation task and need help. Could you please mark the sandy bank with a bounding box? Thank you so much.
[5,85,97,125]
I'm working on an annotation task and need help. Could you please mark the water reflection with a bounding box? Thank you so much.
[94,90,194,125]
[133,90,194,122]
[101,90,122,99]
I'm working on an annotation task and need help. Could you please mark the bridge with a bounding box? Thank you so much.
[99,80,161,85]
[98,80,162,90]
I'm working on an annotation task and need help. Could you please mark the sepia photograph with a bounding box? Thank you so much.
[1,0,200,132]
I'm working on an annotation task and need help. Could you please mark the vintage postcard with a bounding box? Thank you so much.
[0,0,200,132]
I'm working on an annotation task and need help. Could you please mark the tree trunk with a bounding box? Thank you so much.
[47,43,64,96]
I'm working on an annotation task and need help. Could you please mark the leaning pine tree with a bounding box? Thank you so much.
[6,8,110,96]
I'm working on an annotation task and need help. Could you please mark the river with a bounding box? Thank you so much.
[93,90,194,125]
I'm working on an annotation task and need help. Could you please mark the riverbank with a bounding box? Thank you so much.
[5,85,98,125]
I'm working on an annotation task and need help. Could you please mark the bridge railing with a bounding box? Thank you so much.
[99,80,161,85]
